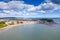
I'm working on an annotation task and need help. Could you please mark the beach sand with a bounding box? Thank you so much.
[0,21,36,31]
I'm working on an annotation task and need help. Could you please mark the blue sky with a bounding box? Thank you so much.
[22,0,44,6]
[0,0,60,18]
[0,0,44,6]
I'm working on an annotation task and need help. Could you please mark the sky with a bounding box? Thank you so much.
[0,0,60,18]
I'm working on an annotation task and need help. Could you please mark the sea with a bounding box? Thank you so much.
[0,18,60,40]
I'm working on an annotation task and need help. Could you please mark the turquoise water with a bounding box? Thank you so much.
[0,24,60,40]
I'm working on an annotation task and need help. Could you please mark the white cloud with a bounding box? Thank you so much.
[3,10,11,13]
[0,2,9,9]
[0,1,39,17]
[0,1,60,17]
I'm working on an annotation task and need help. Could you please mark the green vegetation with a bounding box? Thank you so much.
[20,22,23,24]
[0,21,7,28]
[40,18,53,22]
[17,21,20,24]
[40,18,56,23]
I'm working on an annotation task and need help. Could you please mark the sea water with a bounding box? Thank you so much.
[0,24,60,40]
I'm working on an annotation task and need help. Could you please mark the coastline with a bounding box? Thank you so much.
[0,21,36,31]
[0,24,23,31]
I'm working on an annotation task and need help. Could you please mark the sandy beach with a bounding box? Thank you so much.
[0,21,37,31]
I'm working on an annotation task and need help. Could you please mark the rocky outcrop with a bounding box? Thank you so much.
[37,19,56,24]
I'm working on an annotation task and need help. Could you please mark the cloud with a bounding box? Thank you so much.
[0,1,40,17]
[45,0,60,13]
[46,0,60,4]
[0,1,25,10]
[0,1,60,17]
[28,2,60,13]
[40,3,60,13]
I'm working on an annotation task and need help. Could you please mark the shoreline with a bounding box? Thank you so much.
[0,24,23,31]
[0,21,36,31]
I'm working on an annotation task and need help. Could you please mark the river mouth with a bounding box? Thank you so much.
[0,24,60,40]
